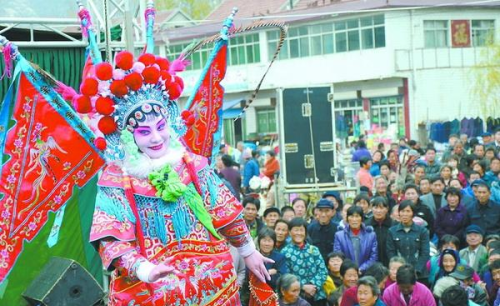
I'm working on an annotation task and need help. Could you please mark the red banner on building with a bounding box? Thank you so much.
[451,20,471,48]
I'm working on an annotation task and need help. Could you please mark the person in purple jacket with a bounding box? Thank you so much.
[382,264,436,306]
[333,205,378,273]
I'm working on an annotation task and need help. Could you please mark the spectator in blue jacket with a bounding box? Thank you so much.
[465,181,500,236]
[333,205,378,273]
[352,140,371,162]
[386,200,430,280]
[257,227,288,290]
[242,149,260,194]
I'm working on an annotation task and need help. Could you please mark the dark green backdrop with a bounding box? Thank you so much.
[0,47,104,305]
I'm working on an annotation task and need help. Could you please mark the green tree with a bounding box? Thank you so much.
[471,34,500,117]
[155,0,216,20]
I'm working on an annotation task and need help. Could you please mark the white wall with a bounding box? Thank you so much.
[176,6,500,140]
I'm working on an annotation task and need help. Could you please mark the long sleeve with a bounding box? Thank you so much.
[333,233,342,254]
[386,229,396,261]
[230,246,246,287]
[304,246,328,290]
[434,209,446,238]
[98,238,148,280]
[269,252,288,289]
[416,228,431,275]
[360,235,378,272]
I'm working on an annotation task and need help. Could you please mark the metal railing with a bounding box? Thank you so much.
[0,0,148,49]
[394,46,495,71]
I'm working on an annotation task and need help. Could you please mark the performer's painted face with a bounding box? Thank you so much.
[133,115,170,159]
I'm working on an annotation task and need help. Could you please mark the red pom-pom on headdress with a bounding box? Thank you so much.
[95,62,113,81]
[168,82,182,100]
[73,95,92,113]
[124,72,143,91]
[95,96,115,116]
[98,116,117,135]
[142,66,160,84]
[156,57,170,70]
[174,75,184,91]
[80,78,99,96]
[160,70,172,82]
[94,137,107,150]
[110,80,129,97]
[115,51,134,70]
[138,53,156,66]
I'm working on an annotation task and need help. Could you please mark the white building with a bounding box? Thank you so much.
[155,0,500,148]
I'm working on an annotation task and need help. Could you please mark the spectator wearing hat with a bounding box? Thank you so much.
[308,198,339,263]
[434,187,469,244]
[460,225,488,272]
[482,132,493,146]
[323,191,344,224]
[357,157,374,191]
[449,264,488,306]
[365,196,395,267]
[465,181,500,236]
[333,206,378,273]
[429,248,462,288]
[462,172,482,199]
[263,207,281,228]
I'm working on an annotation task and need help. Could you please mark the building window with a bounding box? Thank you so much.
[168,33,260,70]
[229,33,261,65]
[370,96,405,137]
[267,15,385,60]
[256,109,277,134]
[471,20,495,46]
[168,42,213,71]
[424,20,449,48]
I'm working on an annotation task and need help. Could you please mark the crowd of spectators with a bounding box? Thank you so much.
[220,132,500,306]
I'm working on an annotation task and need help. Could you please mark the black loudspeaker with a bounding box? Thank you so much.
[22,257,104,306]
[280,87,336,186]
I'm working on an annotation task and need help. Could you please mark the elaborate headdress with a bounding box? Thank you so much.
[74,50,190,160]
[72,0,194,162]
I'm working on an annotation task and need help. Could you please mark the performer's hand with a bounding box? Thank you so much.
[148,263,177,282]
[244,251,274,283]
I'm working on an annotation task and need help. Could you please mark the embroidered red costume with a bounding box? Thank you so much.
[90,153,251,305]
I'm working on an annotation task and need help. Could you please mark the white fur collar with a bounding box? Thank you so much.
[121,146,186,179]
